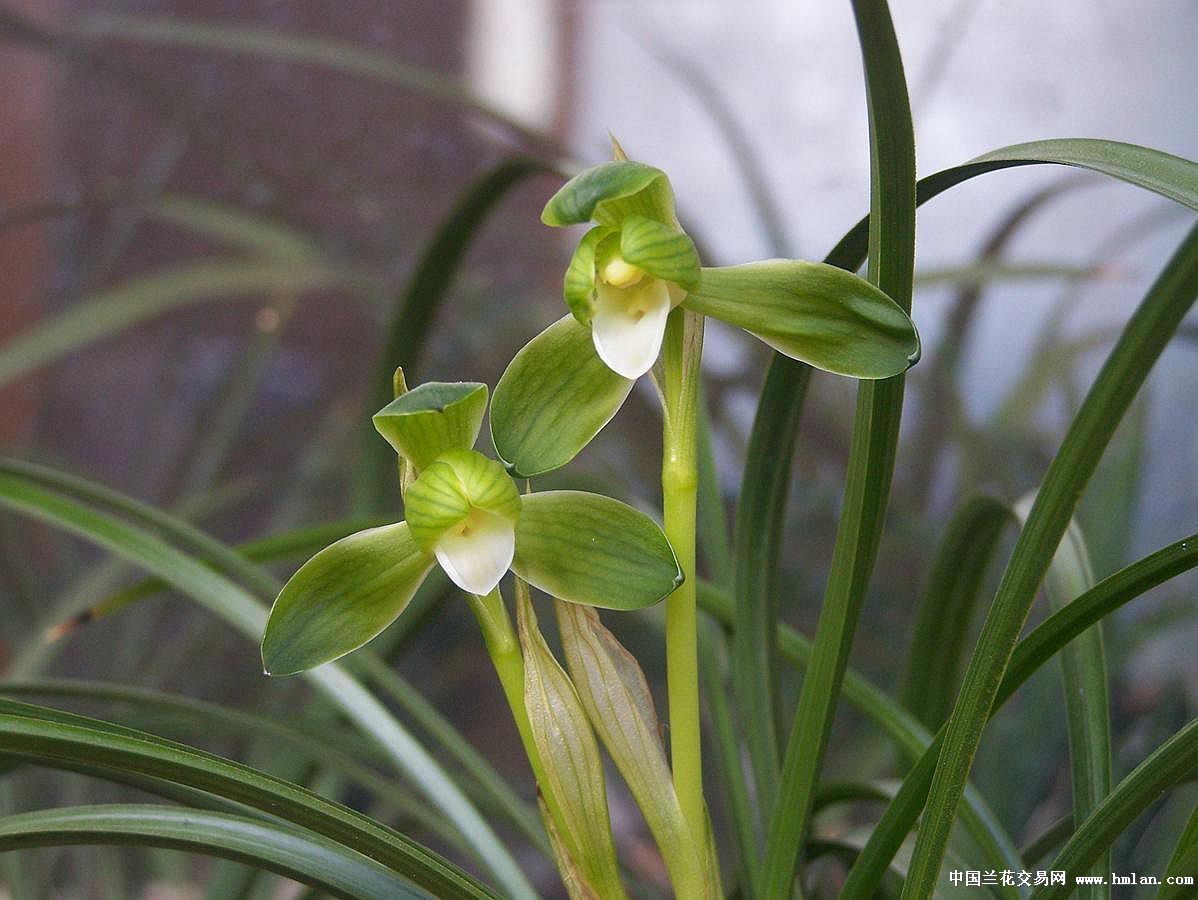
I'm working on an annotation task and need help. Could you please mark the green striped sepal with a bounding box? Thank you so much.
[542,160,676,228]
[262,522,435,675]
[372,381,487,472]
[683,261,921,379]
[512,491,682,610]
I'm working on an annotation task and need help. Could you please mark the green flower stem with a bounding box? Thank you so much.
[465,585,578,870]
[465,587,539,769]
[660,307,710,858]
[463,589,519,730]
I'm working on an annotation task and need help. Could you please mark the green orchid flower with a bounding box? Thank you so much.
[547,161,699,378]
[490,155,922,478]
[261,381,682,676]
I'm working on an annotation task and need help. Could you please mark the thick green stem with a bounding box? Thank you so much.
[465,588,536,767]
[661,308,709,856]
[465,586,574,858]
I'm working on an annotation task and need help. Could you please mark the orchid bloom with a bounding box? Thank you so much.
[261,381,682,676]
[490,154,921,480]
[404,448,521,596]
[545,162,699,379]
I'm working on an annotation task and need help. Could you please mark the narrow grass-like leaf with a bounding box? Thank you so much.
[695,395,733,587]
[0,460,536,899]
[743,141,1198,890]
[512,491,681,610]
[697,585,1024,889]
[684,262,919,378]
[699,621,758,895]
[1029,719,1198,900]
[0,679,458,844]
[1163,800,1198,894]
[901,496,1012,729]
[262,523,434,676]
[345,655,549,856]
[827,140,1198,272]
[0,261,376,389]
[490,316,634,477]
[358,159,551,509]
[1014,497,1110,898]
[1020,816,1073,867]
[732,357,810,831]
[912,262,1102,288]
[0,192,321,262]
[0,804,421,900]
[904,223,1198,898]
[50,517,393,633]
[840,528,1198,896]
[0,702,492,898]
[760,2,917,896]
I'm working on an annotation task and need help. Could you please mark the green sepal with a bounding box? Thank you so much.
[682,261,921,379]
[404,449,520,552]
[261,523,434,676]
[490,316,634,477]
[512,491,682,610]
[563,226,614,325]
[542,161,676,228]
[372,382,487,472]
[619,215,700,291]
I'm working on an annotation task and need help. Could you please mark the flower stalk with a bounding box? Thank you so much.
[660,306,710,856]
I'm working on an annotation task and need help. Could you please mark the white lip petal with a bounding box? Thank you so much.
[434,507,516,596]
[592,278,672,379]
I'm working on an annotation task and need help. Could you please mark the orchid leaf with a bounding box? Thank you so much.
[619,215,700,291]
[372,382,488,471]
[491,316,633,477]
[542,161,675,228]
[512,491,681,610]
[262,524,434,676]
[0,804,422,900]
[683,261,920,379]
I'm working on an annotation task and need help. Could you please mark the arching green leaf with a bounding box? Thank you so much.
[0,804,421,900]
